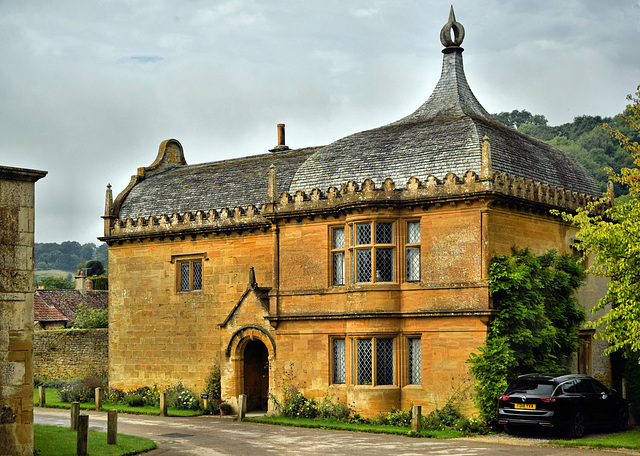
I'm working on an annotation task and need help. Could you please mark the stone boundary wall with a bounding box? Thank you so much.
[34,329,108,379]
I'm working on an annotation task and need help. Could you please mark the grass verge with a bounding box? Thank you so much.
[34,388,204,417]
[34,424,156,456]
[243,415,464,438]
[550,429,640,450]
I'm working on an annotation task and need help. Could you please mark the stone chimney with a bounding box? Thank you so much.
[269,124,290,152]
[75,271,86,292]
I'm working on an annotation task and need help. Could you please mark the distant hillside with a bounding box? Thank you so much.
[35,241,108,272]
[492,110,637,198]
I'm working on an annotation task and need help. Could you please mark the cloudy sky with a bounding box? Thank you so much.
[1,0,639,245]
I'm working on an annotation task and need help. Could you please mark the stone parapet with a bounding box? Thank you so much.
[103,171,605,242]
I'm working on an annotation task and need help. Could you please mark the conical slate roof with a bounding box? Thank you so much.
[289,9,601,197]
[115,9,601,223]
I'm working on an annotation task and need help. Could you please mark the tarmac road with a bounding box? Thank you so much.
[34,408,638,456]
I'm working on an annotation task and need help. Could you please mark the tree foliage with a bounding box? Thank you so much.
[37,276,74,290]
[73,303,108,329]
[493,110,636,195]
[468,248,586,425]
[493,109,548,129]
[559,85,640,358]
[35,241,108,272]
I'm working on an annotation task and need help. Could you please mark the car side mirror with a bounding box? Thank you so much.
[610,388,618,395]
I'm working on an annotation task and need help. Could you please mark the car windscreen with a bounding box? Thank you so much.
[504,380,555,396]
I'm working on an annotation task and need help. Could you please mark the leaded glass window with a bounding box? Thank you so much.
[192,261,202,290]
[408,338,421,385]
[357,339,373,385]
[356,249,372,283]
[332,228,345,286]
[406,221,421,282]
[180,262,190,291]
[376,248,393,282]
[178,259,203,292]
[376,338,394,385]
[352,222,395,283]
[333,339,346,384]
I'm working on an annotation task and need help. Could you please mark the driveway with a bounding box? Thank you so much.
[34,408,636,456]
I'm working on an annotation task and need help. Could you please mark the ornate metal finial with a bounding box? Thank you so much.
[440,5,465,49]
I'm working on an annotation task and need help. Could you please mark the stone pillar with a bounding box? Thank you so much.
[70,402,80,430]
[412,405,422,432]
[107,409,117,445]
[38,386,46,406]
[237,394,247,421]
[77,414,89,455]
[0,166,46,456]
[159,392,167,416]
[95,387,103,411]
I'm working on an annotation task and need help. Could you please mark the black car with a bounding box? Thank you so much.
[498,373,628,438]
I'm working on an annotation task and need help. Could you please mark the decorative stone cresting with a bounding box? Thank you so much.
[107,171,605,239]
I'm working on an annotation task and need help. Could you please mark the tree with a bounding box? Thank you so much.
[85,260,105,276]
[38,276,74,290]
[467,248,585,425]
[560,85,640,357]
[73,303,108,328]
[493,109,548,129]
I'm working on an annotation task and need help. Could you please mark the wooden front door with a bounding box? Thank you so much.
[243,340,269,411]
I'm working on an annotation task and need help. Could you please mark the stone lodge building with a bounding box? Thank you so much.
[101,11,607,415]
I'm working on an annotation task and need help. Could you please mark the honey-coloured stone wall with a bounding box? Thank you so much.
[0,166,46,456]
[34,329,108,379]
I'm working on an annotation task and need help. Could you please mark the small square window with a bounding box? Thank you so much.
[177,259,203,292]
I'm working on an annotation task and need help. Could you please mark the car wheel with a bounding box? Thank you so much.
[615,408,629,432]
[503,424,517,435]
[567,410,586,438]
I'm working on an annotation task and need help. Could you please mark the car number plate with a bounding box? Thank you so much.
[514,403,536,409]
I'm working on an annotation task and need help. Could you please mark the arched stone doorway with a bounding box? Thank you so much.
[243,340,269,411]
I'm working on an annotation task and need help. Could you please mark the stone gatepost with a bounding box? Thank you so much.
[0,166,46,456]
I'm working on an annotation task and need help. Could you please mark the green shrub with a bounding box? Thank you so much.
[386,407,412,427]
[283,392,317,418]
[203,365,221,401]
[166,383,201,410]
[125,394,145,407]
[56,376,106,403]
[34,378,66,389]
[316,394,350,420]
[73,302,108,328]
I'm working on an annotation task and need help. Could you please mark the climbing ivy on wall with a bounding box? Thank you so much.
[467,247,586,426]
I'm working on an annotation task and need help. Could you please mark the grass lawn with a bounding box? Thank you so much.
[550,429,640,451]
[34,388,204,417]
[244,415,465,438]
[34,424,156,456]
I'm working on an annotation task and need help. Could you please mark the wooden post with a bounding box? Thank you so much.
[77,414,89,455]
[159,392,167,416]
[107,409,117,445]
[237,394,247,421]
[412,405,422,432]
[95,387,103,411]
[70,402,80,430]
[38,386,46,406]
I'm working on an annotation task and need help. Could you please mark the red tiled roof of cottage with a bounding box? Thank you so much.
[35,289,108,326]
[34,293,68,323]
